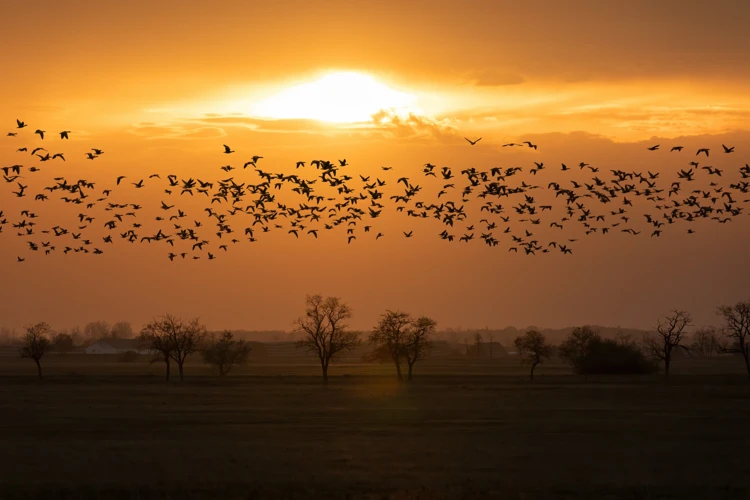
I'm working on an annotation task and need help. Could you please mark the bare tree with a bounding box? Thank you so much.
[717,301,750,377]
[559,326,601,374]
[202,331,252,376]
[294,294,360,384]
[643,310,691,376]
[20,322,52,379]
[689,327,723,357]
[514,330,552,381]
[367,310,413,381]
[403,316,436,380]
[84,320,111,340]
[51,332,75,355]
[110,321,134,339]
[140,314,206,381]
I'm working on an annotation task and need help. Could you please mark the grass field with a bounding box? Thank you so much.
[1,355,749,499]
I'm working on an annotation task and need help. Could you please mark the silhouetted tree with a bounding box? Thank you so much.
[559,326,601,374]
[51,332,74,355]
[110,321,133,339]
[294,294,360,384]
[140,314,206,381]
[643,310,691,376]
[20,322,52,379]
[202,331,251,376]
[368,310,413,381]
[368,312,436,381]
[514,330,552,380]
[403,316,436,380]
[717,301,750,377]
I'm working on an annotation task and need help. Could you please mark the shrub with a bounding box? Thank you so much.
[117,350,139,363]
[577,339,657,375]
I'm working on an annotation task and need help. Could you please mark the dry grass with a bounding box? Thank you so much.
[0,355,748,499]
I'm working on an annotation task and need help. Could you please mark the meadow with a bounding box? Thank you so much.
[1,354,749,499]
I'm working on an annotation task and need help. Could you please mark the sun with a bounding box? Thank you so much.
[250,72,418,123]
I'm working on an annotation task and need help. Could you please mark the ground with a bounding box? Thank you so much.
[0,355,749,499]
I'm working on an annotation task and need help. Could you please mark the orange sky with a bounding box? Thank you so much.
[1,1,749,333]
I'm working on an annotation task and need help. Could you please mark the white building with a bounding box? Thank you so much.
[84,338,150,355]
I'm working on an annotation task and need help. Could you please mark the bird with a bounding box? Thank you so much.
[647,145,660,151]
[35,129,46,139]
[670,146,683,152]
[223,144,234,154]
[59,131,71,139]
[16,119,27,128]
[465,137,482,146]
[696,148,710,157]
[722,144,735,153]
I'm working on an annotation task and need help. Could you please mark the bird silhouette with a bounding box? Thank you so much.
[465,137,482,146]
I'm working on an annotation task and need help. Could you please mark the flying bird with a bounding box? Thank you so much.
[465,137,482,146]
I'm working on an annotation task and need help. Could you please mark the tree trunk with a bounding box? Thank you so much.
[394,360,403,381]
[407,362,414,381]
[530,361,538,381]
[165,358,170,381]
[178,362,184,381]
[664,356,670,376]
[321,362,329,385]
[35,358,42,380]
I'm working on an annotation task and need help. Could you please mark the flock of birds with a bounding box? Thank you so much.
[2,119,749,263]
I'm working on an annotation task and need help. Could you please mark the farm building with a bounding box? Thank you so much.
[84,338,150,355]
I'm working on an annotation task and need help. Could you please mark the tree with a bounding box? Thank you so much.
[84,320,110,340]
[20,322,52,379]
[643,310,691,376]
[110,321,133,339]
[368,310,414,381]
[140,314,206,381]
[294,294,360,384]
[403,316,436,381]
[202,331,252,376]
[559,326,601,374]
[689,327,723,357]
[513,330,552,380]
[717,301,750,377]
[51,332,74,355]
[367,312,436,381]
[487,330,495,359]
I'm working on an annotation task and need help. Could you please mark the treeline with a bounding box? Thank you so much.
[11,297,750,381]
[0,320,134,348]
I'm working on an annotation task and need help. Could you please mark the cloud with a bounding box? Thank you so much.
[463,70,526,87]
[193,115,331,133]
[368,109,458,141]
[127,122,227,140]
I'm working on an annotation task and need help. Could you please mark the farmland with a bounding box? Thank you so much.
[1,354,749,499]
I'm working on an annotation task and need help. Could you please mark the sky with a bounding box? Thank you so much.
[1,0,749,334]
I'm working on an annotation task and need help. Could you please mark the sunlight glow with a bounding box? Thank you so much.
[249,72,418,123]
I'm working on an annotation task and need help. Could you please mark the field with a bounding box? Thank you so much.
[1,354,749,499]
